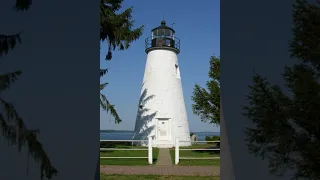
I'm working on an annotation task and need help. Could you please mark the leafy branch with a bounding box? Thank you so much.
[0,0,58,179]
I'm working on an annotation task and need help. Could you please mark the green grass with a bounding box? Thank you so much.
[169,143,220,166]
[100,174,220,180]
[100,146,159,166]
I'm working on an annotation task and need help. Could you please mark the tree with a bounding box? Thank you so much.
[243,0,320,179]
[191,56,220,125]
[100,0,143,124]
[0,1,57,179]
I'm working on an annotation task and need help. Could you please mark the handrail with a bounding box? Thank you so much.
[100,140,147,142]
[174,138,220,164]
[100,138,153,164]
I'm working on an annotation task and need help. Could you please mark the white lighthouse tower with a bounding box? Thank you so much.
[133,21,191,148]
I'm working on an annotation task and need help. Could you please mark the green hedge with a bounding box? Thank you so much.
[100,141,132,148]
[205,136,220,147]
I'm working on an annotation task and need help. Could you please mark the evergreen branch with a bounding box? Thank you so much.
[0,33,22,57]
[0,98,58,179]
[0,70,22,92]
[100,68,108,77]
[13,0,32,11]
[100,0,144,60]
[100,92,121,124]
[100,82,109,91]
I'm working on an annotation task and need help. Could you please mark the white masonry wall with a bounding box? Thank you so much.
[133,49,191,147]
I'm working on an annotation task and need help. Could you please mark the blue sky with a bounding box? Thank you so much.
[100,0,220,132]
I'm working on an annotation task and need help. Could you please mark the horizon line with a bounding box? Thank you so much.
[100,129,220,132]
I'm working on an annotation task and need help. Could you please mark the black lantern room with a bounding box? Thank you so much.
[145,20,180,54]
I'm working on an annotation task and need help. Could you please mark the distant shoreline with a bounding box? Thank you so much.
[100,130,134,132]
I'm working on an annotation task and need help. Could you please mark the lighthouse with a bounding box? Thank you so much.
[133,20,191,148]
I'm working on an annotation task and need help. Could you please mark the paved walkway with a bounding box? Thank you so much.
[156,148,173,166]
[100,148,220,176]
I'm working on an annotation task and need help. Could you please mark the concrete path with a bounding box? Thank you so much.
[100,166,220,176]
[156,148,173,166]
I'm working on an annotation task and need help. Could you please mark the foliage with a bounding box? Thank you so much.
[191,56,220,125]
[243,0,320,179]
[0,0,58,179]
[100,0,143,124]
[205,136,220,147]
[100,141,131,148]
[100,78,121,124]
[100,0,144,60]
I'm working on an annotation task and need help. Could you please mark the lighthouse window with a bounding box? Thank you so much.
[175,64,181,79]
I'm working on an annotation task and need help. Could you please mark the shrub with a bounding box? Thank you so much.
[100,141,131,148]
[205,135,220,147]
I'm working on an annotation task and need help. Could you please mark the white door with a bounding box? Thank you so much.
[157,119,169,141]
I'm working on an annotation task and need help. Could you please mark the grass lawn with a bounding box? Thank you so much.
[100,145,159,166]
[169,143,220,166]
[100,174,220,180]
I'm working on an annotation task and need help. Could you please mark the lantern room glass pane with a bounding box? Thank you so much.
[152,29,173,37]
[164,29,172,36]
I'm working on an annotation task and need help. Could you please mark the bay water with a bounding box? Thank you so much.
[100,130,220,141]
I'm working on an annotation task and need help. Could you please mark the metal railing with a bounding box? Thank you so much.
[100,137,153,164]
[174,138,220,164]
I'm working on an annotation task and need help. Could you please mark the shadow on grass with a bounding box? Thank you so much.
[153,158,158,163]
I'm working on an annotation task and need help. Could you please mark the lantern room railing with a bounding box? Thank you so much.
[145,36,180,53]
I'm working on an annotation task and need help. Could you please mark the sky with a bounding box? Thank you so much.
[100,0,220,132]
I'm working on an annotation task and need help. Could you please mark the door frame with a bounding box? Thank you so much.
[156,118,171,141]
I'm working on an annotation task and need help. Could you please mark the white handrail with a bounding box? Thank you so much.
[100,139,153,164]
[100,148,148,151]
[175,139,220,164]
[179,148,220,151]
[179,140,220,143]
[100,157,148,159]
[180,157,220,160]
[100,140,148,142]
[175,137,179,164]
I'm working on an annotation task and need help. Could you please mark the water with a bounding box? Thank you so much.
[100,131,220,141]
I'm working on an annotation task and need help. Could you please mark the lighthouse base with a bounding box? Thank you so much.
[153,141,174,148]
[136,140,191,148]
[154,141,191,148]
